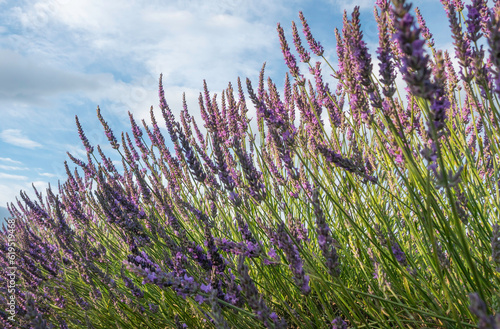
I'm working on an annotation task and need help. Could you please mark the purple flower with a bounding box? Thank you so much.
[237,256,285,328]
[233,138,266,202]
[247,77,299,181]
[391,242,408,267]
[317,143,377,183]
[263,249,280,266]
[375,1,396,97]
[70,284,89,310]
[310,62,342,127]
[335,27,346,80]
[275,223,311,295]
[445,3,474,83]
[348,7,373,89]
[332,317,349,329]
[465,0,488,43]
[97,145,119,177]
[176,121,207,183]
[277,23,303,83]
[291,21,310,63]
[75,115,94,154]
[149,303,159,313]
[299,11,324,56]
[204,223,226,274]
[469,293,500,329]
[415,7,435,49]
[428,51,450,134]
[444,50,460,94]
[121,266,144,299]
[194,294,205,305]
[187,242,212,272]
[96,106,119,149]
[200,283,211,293]
[487,5,500,97]
[392,0,434,99]
[128,112,149,158]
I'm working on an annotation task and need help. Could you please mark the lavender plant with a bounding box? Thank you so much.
[2,0,500,328]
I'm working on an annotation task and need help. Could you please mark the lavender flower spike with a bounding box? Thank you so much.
[299,11,324,56]
[277,22,303,83]
[392,0,434,99]
[487,5,500,97]
[469,293,500,329]
[176,121,206,183]
[291,21,310,63]
[96,106,120,149]
[465,0,488,43]
[376,0,396,97]
[276,222,311,295]
[415,7,435,50]
[75,115,94,154]
[317,142,377,184]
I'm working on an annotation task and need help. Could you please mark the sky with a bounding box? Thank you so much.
[0,0,467,218]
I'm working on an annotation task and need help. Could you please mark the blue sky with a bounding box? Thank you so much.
[0,0,465,215]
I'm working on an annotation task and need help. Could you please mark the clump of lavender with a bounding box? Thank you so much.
[2,1,500,328]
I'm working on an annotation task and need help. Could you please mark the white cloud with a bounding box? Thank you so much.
[0,129,43,149]
[330,0,376,11]
[0,164,28,171]
[2,0,290,123]
[38,172,58,178]
[0,173,28,180]
[0,181,46,207]
[330,0,442,12]
[32,180,51,191]
[0,49,116,106]
[63,143,88,159]
[0,157,22,164]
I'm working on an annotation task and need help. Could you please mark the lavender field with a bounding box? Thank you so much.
[2,0,500,328]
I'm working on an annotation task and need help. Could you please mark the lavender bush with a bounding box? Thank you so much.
[2,0,500,327]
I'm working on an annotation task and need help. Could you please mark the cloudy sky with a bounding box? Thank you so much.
[0,0,462,216]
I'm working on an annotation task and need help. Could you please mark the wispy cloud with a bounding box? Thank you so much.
[0,157,22,164]
[0,129,42,148]
[329,0,440,12]
[0,49,116,106]
[0,164,29,171]
[0,173,28,180]
[38,172,58,178]
[329,0,378,11]
[2,0,290,122]
[0,181,46,208]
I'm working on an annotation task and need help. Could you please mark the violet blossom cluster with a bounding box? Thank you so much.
[1,1,500,328]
